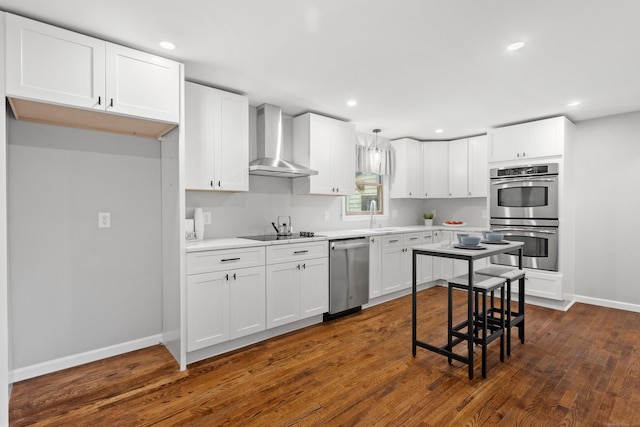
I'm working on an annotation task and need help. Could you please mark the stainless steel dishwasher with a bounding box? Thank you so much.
[325,236,370,320]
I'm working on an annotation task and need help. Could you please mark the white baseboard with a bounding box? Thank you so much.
[10,334,163,383]
[572,294,640,313]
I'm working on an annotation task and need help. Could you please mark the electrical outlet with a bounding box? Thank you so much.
[203,212,211,225]
[431,210,437,218]
[481,210,488,219]
[98,212,111,228]
[324,211,330,222]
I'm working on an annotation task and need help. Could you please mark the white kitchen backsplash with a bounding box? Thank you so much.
[185,175,487,238]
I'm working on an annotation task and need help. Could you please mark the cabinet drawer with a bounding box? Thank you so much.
[187,247,265,275]
[382,234,403,247]
[266,241,328,264]
[403,233,421,245]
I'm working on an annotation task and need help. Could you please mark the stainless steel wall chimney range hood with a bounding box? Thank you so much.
[249,104,318,178]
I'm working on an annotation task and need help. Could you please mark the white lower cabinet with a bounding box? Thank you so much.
[368,235,382,299]
[417,232,434,284]
[381,233,420,295]
[186,248,266,352]
[266,242,328,328]
[187,265,265,352]
[517,270,563,300]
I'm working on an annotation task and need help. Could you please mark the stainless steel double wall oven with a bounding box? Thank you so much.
[489,163,559,272]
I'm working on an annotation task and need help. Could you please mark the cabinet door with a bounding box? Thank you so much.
[369,236,382,299]
[401,234,421,289]
[468,135,488,197]
[5,13,105,110]
[407,140,422,198]
[215,89,249,191]
[306,116,336,194]
[423,142,449,198]
[229,266,265,339]
[381,235,404,294]
[330,122,357,196]
[489,126,525,162]
[266,261,300,328]
[105,43,180,123]
[448,139,468,198]
[524,119,563,159]
[184,82,215,190]
[418,233,433,284]
[187,271,229,351]
[300,257,328,319]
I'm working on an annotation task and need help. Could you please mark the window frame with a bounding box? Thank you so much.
[342,173,390,221]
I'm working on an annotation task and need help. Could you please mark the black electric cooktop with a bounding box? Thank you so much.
[239,232,319,242]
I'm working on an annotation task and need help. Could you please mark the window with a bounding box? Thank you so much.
[345,173,383,215]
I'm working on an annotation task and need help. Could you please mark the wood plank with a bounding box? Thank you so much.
[9,287,640,426]
[8,98,176,139]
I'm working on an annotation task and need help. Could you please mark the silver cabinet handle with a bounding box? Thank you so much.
[294,250,309,254]
[389,239,399,243]
[492,177,557,185]
[409,237,418,241]
[221,257,241,262]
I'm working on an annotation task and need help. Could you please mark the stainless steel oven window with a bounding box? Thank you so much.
[490,226,558,272]
[497,186,549,208]
[490,177,559,219]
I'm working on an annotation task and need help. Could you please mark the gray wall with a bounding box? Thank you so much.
[422,197,487,228]
[8,118,162,368]
[573,111,640,304]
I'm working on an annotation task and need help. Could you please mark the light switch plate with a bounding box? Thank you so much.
[203,212,211,225]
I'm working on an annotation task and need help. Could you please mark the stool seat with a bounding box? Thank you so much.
[476,266,525,281]
[448,273,505,291]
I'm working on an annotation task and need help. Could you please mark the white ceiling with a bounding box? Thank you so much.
[1,0,639,140]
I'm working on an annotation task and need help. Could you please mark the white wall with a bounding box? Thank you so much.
[7,118,163,370]
[573,111,640,305]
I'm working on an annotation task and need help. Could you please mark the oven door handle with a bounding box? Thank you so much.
[492,227,557,234]
[491,177,557,185]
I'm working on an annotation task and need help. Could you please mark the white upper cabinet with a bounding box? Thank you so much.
[422,141,449,199]
[184,82,249,192]
[5,13,180,135]
[292,113,356,196]
[467,135,488,197]
[488,117,566,162]
[6,13,106,110]
[390,138,422,199]
[448,138,468,198]
[105,43,179,123]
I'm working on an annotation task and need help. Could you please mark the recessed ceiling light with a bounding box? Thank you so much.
[507,42,525,51]
[346,100,357,107]
[160,41,176,50]
[435,129,444,134]
[567,100,582,107]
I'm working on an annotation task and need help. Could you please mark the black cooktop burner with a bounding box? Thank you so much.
[239,232,318,242]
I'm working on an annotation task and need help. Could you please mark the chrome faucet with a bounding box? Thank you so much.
[369,200,377,228]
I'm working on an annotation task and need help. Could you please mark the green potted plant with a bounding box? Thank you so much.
[423,212,434,226]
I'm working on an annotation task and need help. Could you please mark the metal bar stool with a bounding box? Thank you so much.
[448,273,506,378]
[476,266,526,356]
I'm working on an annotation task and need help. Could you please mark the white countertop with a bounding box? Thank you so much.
[186,224,489,253]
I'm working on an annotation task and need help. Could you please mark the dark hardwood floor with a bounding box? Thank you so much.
[10,286,640,426]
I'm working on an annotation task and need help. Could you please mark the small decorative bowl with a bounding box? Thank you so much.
[485,233,504,242]
[460,236,481,246]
